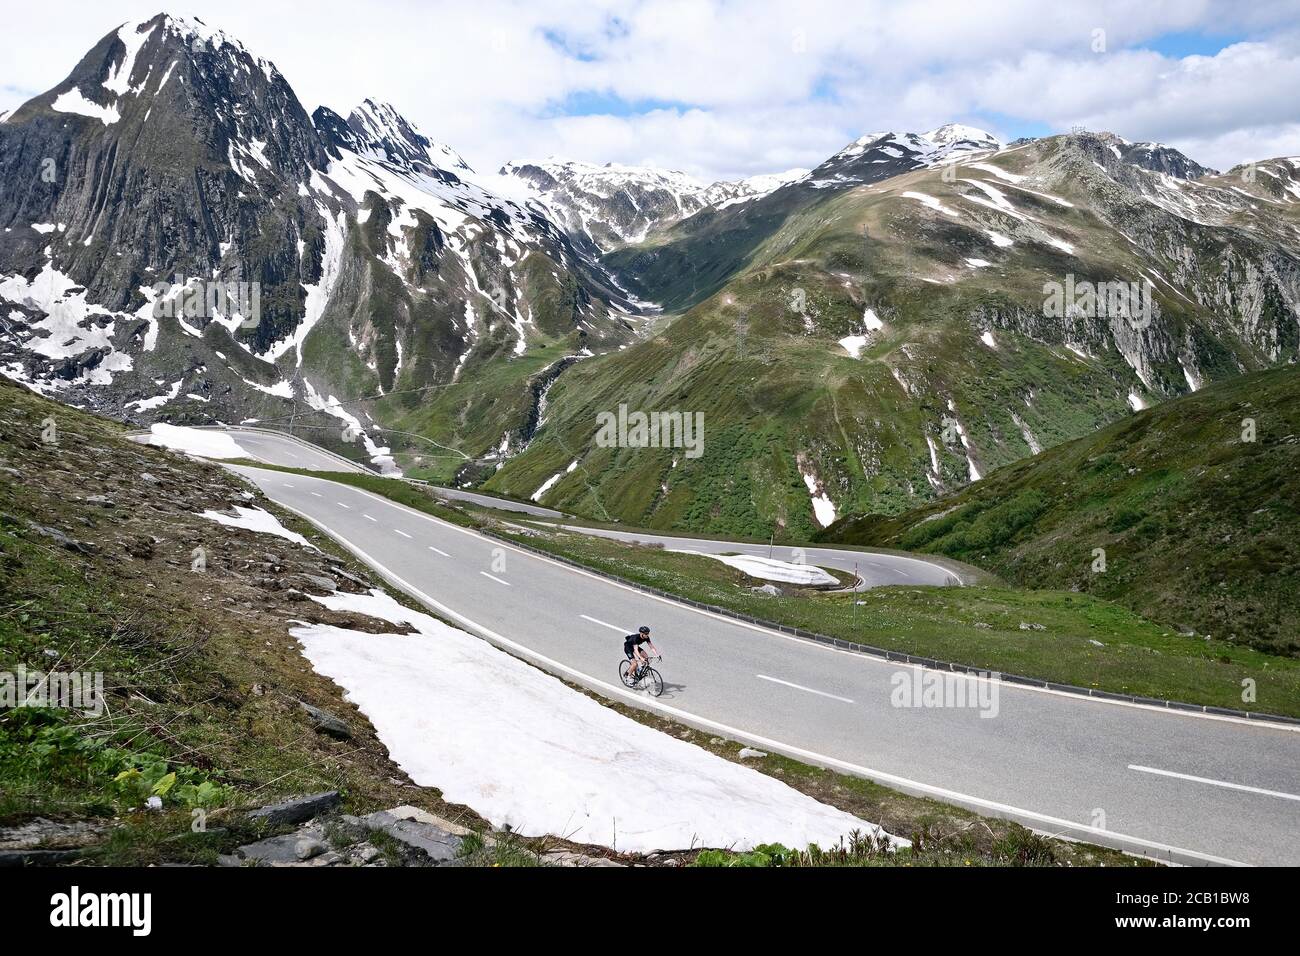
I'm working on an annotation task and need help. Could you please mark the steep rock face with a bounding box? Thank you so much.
[0,14,639,476]
[0,15,325,318]
[1020,134,1300,374]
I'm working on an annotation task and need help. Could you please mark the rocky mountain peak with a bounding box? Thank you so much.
[801,123,1000,189]
[1073,131,1215,180]
[338,98,472,175]
[923,123,1000,151]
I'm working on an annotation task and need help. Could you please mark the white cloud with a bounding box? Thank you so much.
[2,0,1299,180]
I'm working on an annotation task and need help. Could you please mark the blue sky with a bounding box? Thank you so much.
[4,1,1300,180]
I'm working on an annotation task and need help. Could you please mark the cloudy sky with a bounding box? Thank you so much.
[4,0,1300,182]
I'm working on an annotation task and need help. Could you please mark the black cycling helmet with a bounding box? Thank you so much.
[638,626,650,634]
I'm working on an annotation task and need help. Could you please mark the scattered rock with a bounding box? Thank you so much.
[123,534,155,559]
[246,790,341,827]
[302,573,338,592]
[541,850,624,867]
[348,806,468,863]
[352,844,381,864]
[0,849,85,866]
[25,521,95,554]
[235,831,310,865]
[294,837,327,861]
[0,817,109,852]
[1018,621,1046,631]
[299,701,351,739]
[738,747,767,759]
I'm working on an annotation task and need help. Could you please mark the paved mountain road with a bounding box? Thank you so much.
[206,444,1300,866]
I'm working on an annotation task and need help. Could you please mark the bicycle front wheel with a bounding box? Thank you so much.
[644,667,664,697]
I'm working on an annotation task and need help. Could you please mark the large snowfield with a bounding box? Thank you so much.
[294,588,901,853]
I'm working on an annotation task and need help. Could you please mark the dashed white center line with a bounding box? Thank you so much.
[363,514,377,522]
[394,529,412,538]
[427,546,449,557]
[311,492,322,498]
[479,571,510,586]
[756,674,854,704]
[1128,765,1300,802]
[337,502,350,509]
[580,614,626,633]
[282,483,295,489]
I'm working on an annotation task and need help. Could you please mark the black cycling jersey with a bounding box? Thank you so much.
[624,632,649,648]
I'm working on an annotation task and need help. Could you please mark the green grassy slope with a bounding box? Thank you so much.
[819,363,1300,656]
[483,134,1299,539]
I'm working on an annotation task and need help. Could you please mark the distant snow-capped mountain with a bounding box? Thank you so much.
[498,159,807,252]
[800,124,1001,188]
[0,13,638,475]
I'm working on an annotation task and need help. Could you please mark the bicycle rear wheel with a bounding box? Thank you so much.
[644,667,664,697]
[619,659,636,687]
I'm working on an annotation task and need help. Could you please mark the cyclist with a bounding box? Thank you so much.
[623,625,660,680]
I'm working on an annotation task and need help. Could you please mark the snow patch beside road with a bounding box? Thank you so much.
[674,552,839,587]
[292,588,899,853]
[198,505,316,549]
[147,423,248,459]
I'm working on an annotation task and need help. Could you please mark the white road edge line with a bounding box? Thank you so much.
[756,674,854,704]
[372,481,1300,733]
[250,490,1252,868]
[479,571,510,586]
[580,614,626,633]
[1129,765,1300,802]
[249,466,1300,735]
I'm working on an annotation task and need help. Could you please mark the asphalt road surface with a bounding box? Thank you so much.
[214,427,957,584]
[213,426,566,518]
[219,452,1300,866]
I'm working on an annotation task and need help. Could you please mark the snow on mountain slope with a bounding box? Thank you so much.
[499,158,808,252]
[0,13,639,476]
[491,128,1300,535]
[801,125,1001,189]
